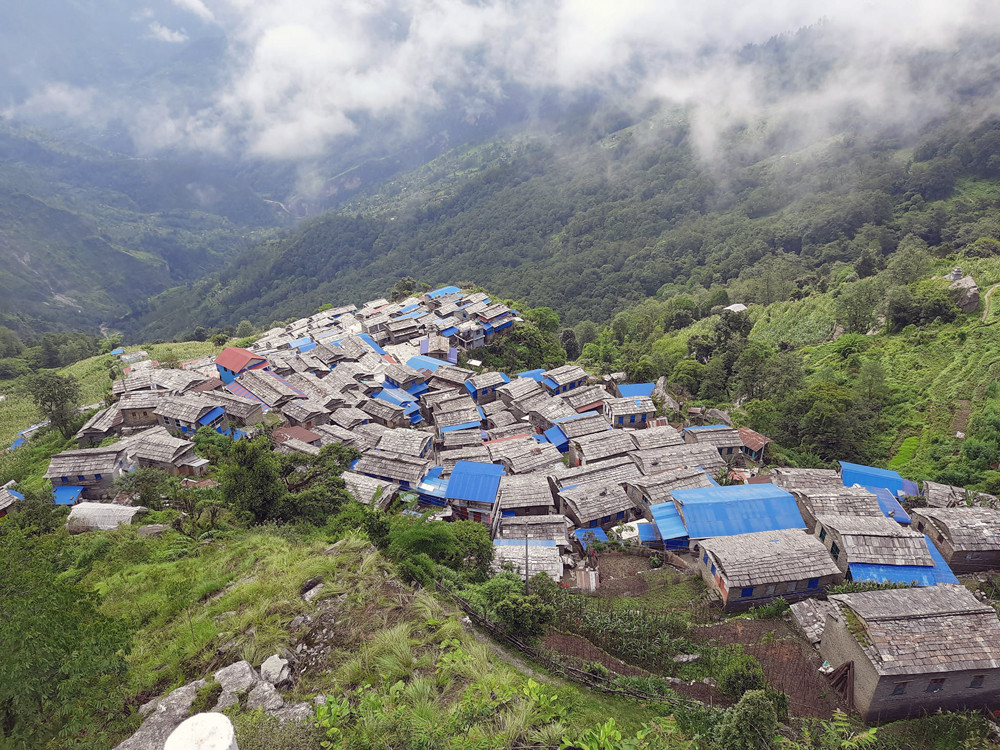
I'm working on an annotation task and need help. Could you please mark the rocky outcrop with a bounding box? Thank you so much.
[164,713,237,750]
[705,408,732,426]
[950,275,981,313]
[652,377,680,414]
[115,657,310,750]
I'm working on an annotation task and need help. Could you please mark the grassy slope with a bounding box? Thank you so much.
[62,525,663,748]
[741,254,1000,479]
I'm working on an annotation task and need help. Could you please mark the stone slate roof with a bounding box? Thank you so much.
[313,423,363,448]
[559,482,635,523]
[485,423,535,441]
[557,412,611,440]
[571,430,635,463]
[626,467,713,504]
[385,363,424,385]
[503,442,565,474]
[700,529,841,587]
[76,406,121,438]
[555,456,641,489]
[829,585,1000,676]
[360,398,406,422]
[375,429,431,457]
[281,398,330,423]
[211,391,264,422]
[0,487,21,514]
[354,450,431,485]
[487,410,518,428]
[790,598,839,645]
[605,396,654,418]
[154,394,218,424]
[468,371,507,390]
[816,514,932,566]
[771,468,843,491]
[279,438,321,456]
[118,390,164,411]
[914,507,1000,551]
[630,444,725,473]
[497,378,543,402]
[685,425,743,449]
[45,446,126,478]
[329,407,370,429]
[439,446,492,473]
[497,514,571,545]
[486,436,539,463]
[629,425,684,450]
[436,406,483,429]
[341,471,397,509]
[498,474,555,510]
[127,427,194,465]
[561,385,611,411]
[542,364,589,387]
[441,430,484,449]
[492,543,564,581]
[794,487,883,518]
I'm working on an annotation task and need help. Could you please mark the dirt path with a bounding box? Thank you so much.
[982,283,1000,322]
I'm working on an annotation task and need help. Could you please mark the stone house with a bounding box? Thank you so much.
[912,507,1000,572]
[819,586,1000,721]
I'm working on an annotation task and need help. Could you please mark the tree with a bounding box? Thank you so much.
[525,307,560,335]
[854,248,878,279]
[389,276,423,302]
[855,359,889,408]
[492,592,554,641]
[209,332,228,347]
[560,328,580,360]
[113,468,174,511]
[885,235,933,285]
[731,341,776,401]
[0,326,24,359]
[711,690,778,750]
[26,372,80,438]
[575,321,598,348]
[451,520,494,580]
[835,278,885,334]
[218,436,287,523]
[234,319,255,338]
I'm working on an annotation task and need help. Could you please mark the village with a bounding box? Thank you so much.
[5,283,1000,726]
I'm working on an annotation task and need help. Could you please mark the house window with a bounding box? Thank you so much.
[703,552,709,564]
[916,521,924,531]
[970,675,985,689]
[602,515,611,523]
[630,415,635,423]
[61,476,68,483]
[78,475,85,481]
[589,519,599,528]
[808,578,819,589]
[711,564,716,575]
[926,679,946,693]
[830,542,840,561]
[741,587,754,598]
[892,682,908,696]
[617,511,625,519]
[819,527,827,542]
[618,417,624,425]
[640,413,646,421]
[95,474,102,480]
[937,534,944,543]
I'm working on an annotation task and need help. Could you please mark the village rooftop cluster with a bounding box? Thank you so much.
[5,284,1000,722]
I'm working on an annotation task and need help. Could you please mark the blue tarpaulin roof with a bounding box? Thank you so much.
[541,377,559,390]
[399,303,421,314]
[849,536,959,586]
[495,539,557,547]
[441,421,482,433]
[517,369,546,382]
[440,326,459,337]
[53,486,83,505]
[427,285,462,299]
[375,386,418,405]
[575,528,609,549]
[110,347,125,355]
[446,461,504,504]
[8,489,24,501]
[671,485,805,538]
[395,310,425,320]
[618,383,655,398]
[197,406,226,425]
[649,501,689,541]
[543,425,569,450]
[867,486,912,524]
[8,437,24,450]
[407,355,447,373]
[902,478,920,497]
[685,424,730,431]
[840,461,903,495]
[299,342,317,353]
[636,522,659,543]
[289,336,313,349]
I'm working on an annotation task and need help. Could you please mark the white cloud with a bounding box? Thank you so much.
[172,0,215,23]
[148,22,189,43]
[3,83,100,120]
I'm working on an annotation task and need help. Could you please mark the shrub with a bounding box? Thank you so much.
[712,689,778,750]
[717,653,766,698]
[747,597,789,620]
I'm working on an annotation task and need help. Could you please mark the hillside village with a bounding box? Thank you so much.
[6,283,1000,735]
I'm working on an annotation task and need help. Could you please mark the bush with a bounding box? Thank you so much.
[717,652,766,698]
[585,661,610,679]
[492,592,554,641]
[712,689,778,750]
[747,597,789,620]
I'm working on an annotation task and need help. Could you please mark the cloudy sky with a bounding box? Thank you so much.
[6,0,1000,162]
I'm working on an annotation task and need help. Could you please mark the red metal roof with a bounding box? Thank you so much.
[737,426,772,452]
[273,426,322,445]
[215,347,266,373]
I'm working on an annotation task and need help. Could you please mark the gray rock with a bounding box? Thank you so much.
[652,377,680,414]
[271,702,312,722]
[114,679,205,750]
[138,524,169,538]
[313,695,327,705]
[213,660,259,709]
[950,275,980,313]
[260,654,292,686]
[672,653,701,664]
[138,697,162,719]
[299,577,323,596]
[303,583,325,602]
[246,682,285,712]
[705,408,732,426]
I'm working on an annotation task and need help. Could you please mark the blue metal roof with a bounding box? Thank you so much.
[618,383,655,398]
[376,386,418,406]
[53,486,83,505]
[440,326,459,337]
[427,285,462,299]
[517,369,546,382]
[110,347,125,355]
[636,522,659,543]
[8,489,24,501]
[197,406,226,425]
[867,486,912,524]
[494,319,514,331]
[395,310,425,320]
[441,421,483,433]
[299,342,317,353]
[575,528,609,549]
[901,478,920,497]
[495,539,557,547]
[8,437,24,450]
[649,501,688,541]
[289,336,312,349]
[685,424,730,431]
[543,425,569,450]
[849,536,959,586]
[399,303,421,314]
[446,461,505,504]
[671,485,805,538]
[541,377,559,390]
[839,461,903,495]
[406,355,447,373]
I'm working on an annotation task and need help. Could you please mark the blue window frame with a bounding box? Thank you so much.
[710,564,716,575]
[741,587,754,598]
[589,519,599,528]
[617,511,625,519]
[78,475,85,481]
[61,476,68,483]
[703,552,708,564]
[808,578,819,589]
[630,415,635,423]
[640,413,646,421]
[95,474,102,480]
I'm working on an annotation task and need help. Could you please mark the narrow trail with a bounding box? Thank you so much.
[982,283,1000,322]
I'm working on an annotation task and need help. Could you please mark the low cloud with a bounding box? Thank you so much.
[148,22,189,43]
[172,0,215,23]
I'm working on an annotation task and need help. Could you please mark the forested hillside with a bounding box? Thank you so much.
[122,112,1000,342]
[0,122,281,335]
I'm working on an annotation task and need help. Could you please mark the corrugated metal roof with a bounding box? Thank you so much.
[427,285,462,299]
[839,461,903,494]
[516,368,546,382]
[671,485,805,538]
[636,522,659,542]
[197,406,226,425]
[617,383,655,398]
[445,461,505,504]
[406,355,447,373]
[53,486,84,505]
[867,486,912,524]
[849,536,959,586]
[650,501,688,541]
[575,528,609,549]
